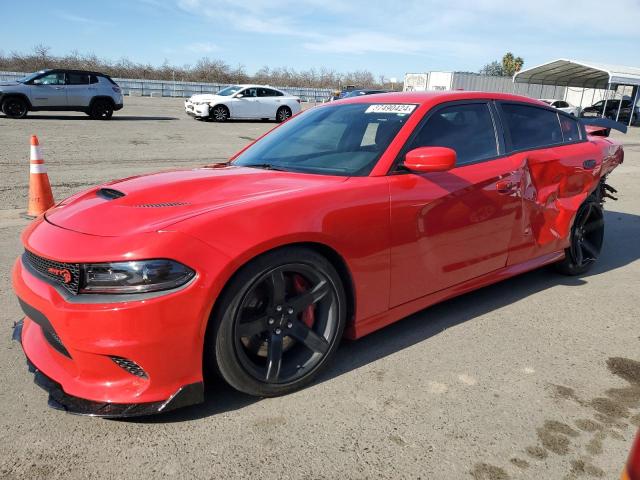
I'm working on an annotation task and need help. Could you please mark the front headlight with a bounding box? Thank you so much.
[80,259,195,294]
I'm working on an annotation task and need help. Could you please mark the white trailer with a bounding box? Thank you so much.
[403,73,429,92]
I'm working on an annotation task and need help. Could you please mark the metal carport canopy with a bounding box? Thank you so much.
[513,59,640,88]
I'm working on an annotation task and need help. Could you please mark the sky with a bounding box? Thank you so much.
[2,0,640,79]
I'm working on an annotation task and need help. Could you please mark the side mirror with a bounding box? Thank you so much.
[403,147,456,173]
[234,93,244,98]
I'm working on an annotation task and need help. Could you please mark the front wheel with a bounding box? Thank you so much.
[209,247,346,397]
[2,97,28,118]
[555,199,605,275]
[210,105,229,121]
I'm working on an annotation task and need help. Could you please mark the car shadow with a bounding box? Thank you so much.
[127,209,640,423]
[0,115,178,121]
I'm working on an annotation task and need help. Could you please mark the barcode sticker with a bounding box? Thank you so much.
[365,104,417,114]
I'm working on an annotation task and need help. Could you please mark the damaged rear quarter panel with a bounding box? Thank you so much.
[509,138,622,264]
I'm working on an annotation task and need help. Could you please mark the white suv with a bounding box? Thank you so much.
[185,84,301,122]
[0,69,124,119]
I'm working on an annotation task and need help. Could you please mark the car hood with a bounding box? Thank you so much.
[188,94,222,103]
[0,82,20,88]
[44,166,347,237]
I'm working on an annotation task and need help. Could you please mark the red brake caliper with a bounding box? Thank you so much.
[292,274,315,327]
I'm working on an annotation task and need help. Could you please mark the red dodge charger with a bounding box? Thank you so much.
[12,91,624,416]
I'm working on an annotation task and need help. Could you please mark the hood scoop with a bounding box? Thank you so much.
[96,188,126,200]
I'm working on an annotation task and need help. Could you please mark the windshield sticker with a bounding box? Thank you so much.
[365,104,416,114]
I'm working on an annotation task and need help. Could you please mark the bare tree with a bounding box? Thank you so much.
[0,46,398,89]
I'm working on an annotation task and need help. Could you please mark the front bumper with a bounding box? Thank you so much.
[184,101,210,118]
[13,320,203,417]
[11,220,231,417]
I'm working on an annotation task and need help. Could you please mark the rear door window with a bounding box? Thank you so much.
[67,73,90,85]
[407,103,498,166]
[258,88,283,97]
[500,103,563,150]
[559,115,581,142]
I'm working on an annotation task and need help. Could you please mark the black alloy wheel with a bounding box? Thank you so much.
[555,199,605,275]
[276,106,292,123]
[210,247,346,397]
[89,99,114,119]
[2,97,28,118]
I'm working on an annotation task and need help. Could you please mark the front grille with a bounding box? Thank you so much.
[24,250,81,295]
[110,356,148,379]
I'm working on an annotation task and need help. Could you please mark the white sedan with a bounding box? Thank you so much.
[184,85,301,122]
[540,99,581,116]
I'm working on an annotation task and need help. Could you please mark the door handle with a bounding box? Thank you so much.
[496,180,518,194]
[54,87,64,90]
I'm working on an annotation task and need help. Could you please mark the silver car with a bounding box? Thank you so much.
[0,69,124,119]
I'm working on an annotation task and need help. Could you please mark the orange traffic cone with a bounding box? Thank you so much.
[27,135,55,217]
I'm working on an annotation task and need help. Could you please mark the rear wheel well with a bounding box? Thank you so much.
[88,96,115,108]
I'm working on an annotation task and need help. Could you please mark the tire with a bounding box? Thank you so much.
[275,106,292,123]
[210,105,229,122]
[89,99,114,119]
[2,97,29,119]
[208,247,346,397]
[554,198,605,275]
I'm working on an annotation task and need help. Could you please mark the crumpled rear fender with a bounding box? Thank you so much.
[519,139,621,248]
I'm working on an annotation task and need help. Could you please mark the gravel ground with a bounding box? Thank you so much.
[0,97,639,479]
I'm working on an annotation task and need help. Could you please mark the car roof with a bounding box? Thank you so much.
[236,84,284,90]
[336,90,547,107]
[46,68,112,77]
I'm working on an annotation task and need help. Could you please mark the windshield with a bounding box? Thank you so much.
[233,103,417,176]
[17,70,48,83]
[217,85,243,96]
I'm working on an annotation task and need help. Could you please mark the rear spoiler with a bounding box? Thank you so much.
[580,117,628,137]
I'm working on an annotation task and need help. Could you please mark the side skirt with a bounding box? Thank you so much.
[347,251,564,339]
